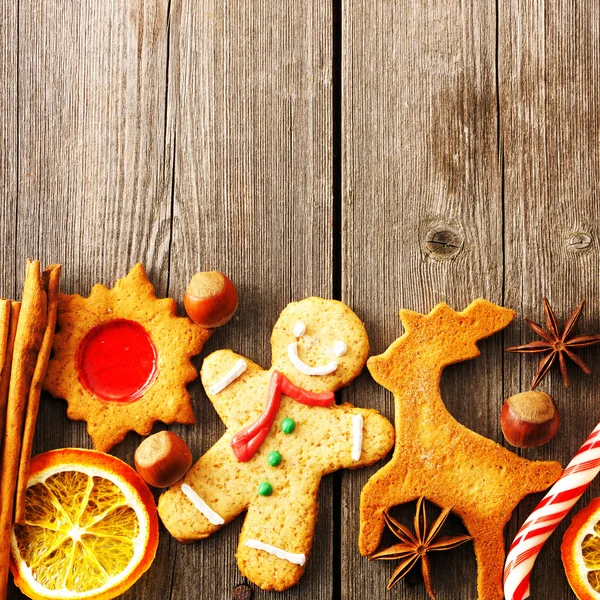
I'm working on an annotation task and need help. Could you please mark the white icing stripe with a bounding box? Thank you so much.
[351,414,363,461]
[209,359,247,395]
[245,538,306,566]
[287,342,338,376]
[181,484,225,525]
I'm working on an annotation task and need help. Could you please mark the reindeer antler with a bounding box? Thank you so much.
[457,298,516,338]
[400,299,514,340]
[369,299,515,389]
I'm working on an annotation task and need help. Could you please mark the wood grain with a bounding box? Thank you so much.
[1,0,599,598]
[342,1,503,598]
[501,2,600,598]
[5,1,174,598]
[0,0,18,302]
[165,1,333,598]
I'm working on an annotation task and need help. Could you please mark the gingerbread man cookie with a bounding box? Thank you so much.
[158,297,394,591]
[359,299,562,600]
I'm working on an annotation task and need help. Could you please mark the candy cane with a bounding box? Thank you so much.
[503,421,600,600]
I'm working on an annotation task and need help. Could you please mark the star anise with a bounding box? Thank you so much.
[369,497,471,599]
[506,298,600,389]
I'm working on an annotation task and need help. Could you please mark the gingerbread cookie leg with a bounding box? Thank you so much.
[237,481,319,591]
[158,439,253,542]
[464,517,506,600]
[359,462,415,556]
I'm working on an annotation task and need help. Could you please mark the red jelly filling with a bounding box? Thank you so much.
[76,319,158,403]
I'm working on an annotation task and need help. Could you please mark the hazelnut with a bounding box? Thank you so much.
[184,271,238,328]
[134,431,192,488]
[500,391,560,448]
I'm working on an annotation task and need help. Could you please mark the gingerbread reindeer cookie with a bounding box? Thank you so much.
[158,297,394,591]
[359,299,562,600]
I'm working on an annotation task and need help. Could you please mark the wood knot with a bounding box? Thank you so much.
[233,583,252,600]
[424,224,463,260]
[568,232,592,251]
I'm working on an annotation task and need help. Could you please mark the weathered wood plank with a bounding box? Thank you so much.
[3,1,597,599]
[342,1,503,598]
[166,1,333,599]
[501,2,600,598]
[0,0,18,302]
[9,1,174,598]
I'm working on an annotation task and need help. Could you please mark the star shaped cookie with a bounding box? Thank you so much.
[43,264,211,451]
[158,297,394,591]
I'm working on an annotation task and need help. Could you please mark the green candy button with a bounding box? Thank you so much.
[258,482,273,496]
[268,451,282,467]
[281,417,296,434]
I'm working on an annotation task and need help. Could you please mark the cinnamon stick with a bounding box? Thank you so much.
[0,300,12,459]
[0,301,10,373]
[0,261,47,599]
[0,302,20,462]
[15,264,60,524]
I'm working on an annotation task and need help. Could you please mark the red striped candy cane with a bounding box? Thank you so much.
[504,422,600,600]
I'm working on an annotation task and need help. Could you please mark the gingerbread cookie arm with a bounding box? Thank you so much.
[307,405,394,474]
[158,438,253,542]
[200,350,268,429]
[237,477,320,591]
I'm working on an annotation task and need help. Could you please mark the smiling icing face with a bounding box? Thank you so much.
[287,322,348,376]
[270,297,370,394]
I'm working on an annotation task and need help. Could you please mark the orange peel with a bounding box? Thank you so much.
[10,448,159,600]
[562,497,600,600]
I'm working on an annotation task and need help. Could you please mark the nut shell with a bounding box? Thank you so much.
[134,431,192,488]
[500,391,560,448]
[184,271,238,328]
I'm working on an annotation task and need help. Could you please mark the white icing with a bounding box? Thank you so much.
[333,341,347,357]
[287,342,338,376]
[209,359,247,395]
[351,414,363,461]
[181,484,225,526]
[293,322,306,338]
[245,538,306,566]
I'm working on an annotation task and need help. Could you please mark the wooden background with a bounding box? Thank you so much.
[1,0,599,598]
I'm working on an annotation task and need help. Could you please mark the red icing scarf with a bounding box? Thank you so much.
[230,371,335,462]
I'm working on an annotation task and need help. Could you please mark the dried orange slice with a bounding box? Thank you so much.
[562,497,600,600]
[10,448,158,600]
